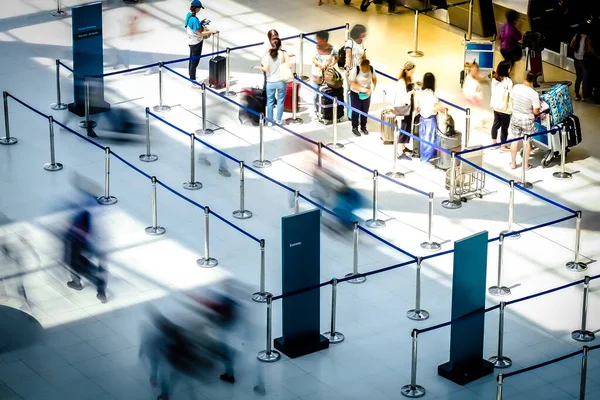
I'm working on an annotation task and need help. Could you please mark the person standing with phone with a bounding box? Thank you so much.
[185,0,218,85]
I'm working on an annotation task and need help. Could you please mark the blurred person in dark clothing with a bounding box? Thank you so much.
[0,214,33,308]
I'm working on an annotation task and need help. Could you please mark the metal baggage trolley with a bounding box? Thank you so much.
[445,146,486,202]
[460,36,495,88]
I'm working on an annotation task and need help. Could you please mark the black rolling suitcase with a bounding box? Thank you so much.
[239,87,266,125]
[563,115,582,148]
[318,85,344,123]
[209,33,226,89]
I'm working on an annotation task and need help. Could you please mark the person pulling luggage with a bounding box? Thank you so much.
[185,0,219,85]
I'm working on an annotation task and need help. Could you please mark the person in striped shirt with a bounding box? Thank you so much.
[509,71,541,170]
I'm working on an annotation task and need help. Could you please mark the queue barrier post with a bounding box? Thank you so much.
[408,10,424,58]
[43,116,63,172]
[326,97,344,149]
[366,170,386,229]
[420,192,441,251]
[233,161,253,219]
[317,141,323,167]
[519,134,533,189]
[139,108,158,162]
[323,278,344,343]
[495,374,504,400]
[50,59,68,110]
[566,211,588,272]
[401,329,426,398]
[78,77,97,130]
[406,257,429,321]
[580,346,589,399]
[467,0,474,41]
[285,75,304,125]
[344,23,350,42]
[153,62,171,113]
[298,34,309,82]
[145,176,166,236]
[196,83,214,136]
[441,153,462,209]
[183,133,202,190]
[571,276,595,342]
[252,114,272,168]
[464,108,471,149]
[51,0,67,17]
[1,91,17,145]
[97,147,118,205]
[257,294,281,363]
[345,221,366,284]
[252,239,271,303]
[197,206,218,268]
[489,301,512,368]
[222,48,236,97]
[293,190,300,214]
[488,234,511,296]
[553,128,572,180]
[386,114,405,179]
[500,180,520,239]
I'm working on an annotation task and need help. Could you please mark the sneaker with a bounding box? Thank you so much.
[220,373,235,384]
[96,292,108,304]
[218,168,231,178]
[398,153,412,161]
[575,95,582,101]
[67,281,84,291]
[360,128,369,135]
[352,128,361,137]
[199,157,211,167]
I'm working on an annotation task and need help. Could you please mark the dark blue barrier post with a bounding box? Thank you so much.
[566,211,588,272]
[50,60,68,110]
[572,276,595,342]
[401,329,426,398]
[197,206,218,268]
[145,176,166,236]
[139,108,158,162]
[43,116,63,172]
[153,62,171,113]
[97,147,117,205]
[1,91,17,145]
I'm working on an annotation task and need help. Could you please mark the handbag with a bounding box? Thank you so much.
[280,62,293,83]
[394,104,411,116]
[413,114,421,127]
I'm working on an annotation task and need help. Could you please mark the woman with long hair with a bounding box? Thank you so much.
[255,38,291,124]
[394,61,417,160]
[490,61,513,150]
[415,72,444,163]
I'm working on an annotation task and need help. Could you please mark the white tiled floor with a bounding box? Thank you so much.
[1,0,600,399]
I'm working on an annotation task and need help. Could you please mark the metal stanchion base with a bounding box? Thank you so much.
[252,160,272,168]
[0,137,18,145]
[197,257,218,268]
[400,384,426,398]
[344,272,366,284]
[519,181,533,189]
[420,241,441,251]
[51,10,67,17]
[489,355,512,368]
[408,51,424,58]
[153,105,171,113]
[406,309,429,321]
[566,261,588,272]
[43,162,63,172]
[571,330,595,342]
[285,117,304,125]
[251,291,272,303]
[195,128,214,136]
[50,102,68,110]
[326,142,345,150]
[97,196,118,206]
[323,331,345,344]
[366,219,386,229]
[386,171,405,179]
[553,171,573,180]
[488,286,511,296]
[441,199,462,210]
[500,230,521,240]
[233,210,253,219]
[222,90,237,98]
[183,181,203,191]
[78,120,97,129]
[145,226,166,236]
[257,350,281,363]
[139,154,158,162]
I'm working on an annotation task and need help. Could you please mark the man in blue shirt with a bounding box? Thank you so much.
[185,0,218,82]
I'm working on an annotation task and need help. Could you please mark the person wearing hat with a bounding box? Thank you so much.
[185,0,218,84]
[394,61,418,160]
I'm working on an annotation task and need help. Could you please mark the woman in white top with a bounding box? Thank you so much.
[394,61,417,160]
[348,59,377,136]
[255,38,290,124]
[415,72,444,163]
[490,61,513,151]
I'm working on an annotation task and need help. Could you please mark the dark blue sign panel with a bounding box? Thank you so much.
[274,209,329,358]
[438,231,493,385]
[68,2,109,116]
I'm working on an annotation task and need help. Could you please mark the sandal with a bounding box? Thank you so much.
[526,164,533,171]
[509,162,517,170]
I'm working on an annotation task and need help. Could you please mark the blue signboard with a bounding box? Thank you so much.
[68,2,109,116]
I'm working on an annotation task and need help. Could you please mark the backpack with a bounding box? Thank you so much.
[437,110,455,135]
[323,65,343,89]
[337,45,347,68]
[355,65,374,75]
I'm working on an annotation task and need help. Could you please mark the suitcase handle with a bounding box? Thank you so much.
[212,32,220,59]
[382,90,386,108]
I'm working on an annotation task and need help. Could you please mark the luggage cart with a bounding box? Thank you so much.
[445,146,486,202]
[460,36,495,88]
[532,109,563,168]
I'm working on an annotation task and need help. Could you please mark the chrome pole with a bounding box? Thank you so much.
[464,108,471,148]
[285,75,304,125]
[571,276,595,342]
[323,278,345,343]
[442,153,461,209]
[145,176,166,236]
[78,77,96,130]
[496,374,504,400]
[139,107,158,162]
[153,62,171,112]
[387,126,405,179]
[252,239,271,303]
[580,346,589,400]
[257,294,281,362]
[326,97,344,149]
[519,134,533,189]
[553,128,572,180]
[420,192,441,251]
[408,10,424,57]
[51,0,66,17]
[489,302,512,368]
[467,0,474,41]
[501,180,520,239]
[196,83,214,136]
[401,329,426,397]
[50,60,68,110]
[43,116,63,171]
[345,222,366,284]
[222,48,236,97]
[344,23,350,42]
[566,211,588,272]
[97,147,118,205]
[366,170,386,228]
[253,114,272,168]
[489,234,511,296]
[197,206,218,267]
[1,92,17,145]
[407,257,429,321]
[183,133,202,190]
[317,141,323,167]
[293,190,300,214]
[298,34,309,81]
[233,161,253,219]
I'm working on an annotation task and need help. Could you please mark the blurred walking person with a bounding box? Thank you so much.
[498,9,522,66]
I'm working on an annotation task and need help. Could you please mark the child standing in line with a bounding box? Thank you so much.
[463,61,484,107]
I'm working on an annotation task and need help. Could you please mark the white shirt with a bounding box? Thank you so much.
[417,89,439,118]
[394,78,410,107]
[574,34,587,60]
[262,51,288,82]
[348,66,373,93]
[345,39,365,69]
[490,77,513,113]
[511,84,540,121]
